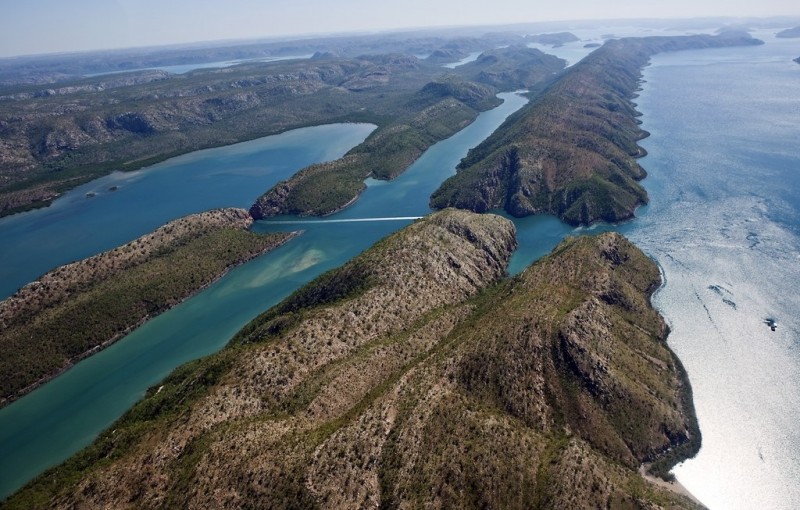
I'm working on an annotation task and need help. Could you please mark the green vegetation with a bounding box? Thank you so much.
[0,209,293,407]
[431,31,763,225]
[249,80,504,217]
[0,30,550,217]
[248,48,566,219]
[3,211,701,508]
[0,54,438,216]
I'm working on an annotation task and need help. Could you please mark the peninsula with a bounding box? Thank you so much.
[430,31,763,225]
[0,208,294,408]
[249,47,565,218]
[3,210,701,508]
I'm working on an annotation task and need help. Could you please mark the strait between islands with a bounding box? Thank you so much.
[0,30,765,508]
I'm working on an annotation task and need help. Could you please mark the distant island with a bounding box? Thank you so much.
[525,32,580,47]
[776,26,800,38]
[430,31,763,225]
[0,208,294,408]
[5,210,702,508]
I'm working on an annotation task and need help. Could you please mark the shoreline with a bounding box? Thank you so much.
[639,465,706,508]
[0,229,300,410]
[0,120,378,220]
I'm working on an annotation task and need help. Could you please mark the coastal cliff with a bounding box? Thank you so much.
[0,208,294,408]
[430,31,763,226]
[4,210,700,509]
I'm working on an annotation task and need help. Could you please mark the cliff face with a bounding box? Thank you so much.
[6,210,700,509]
[430,32,763,226]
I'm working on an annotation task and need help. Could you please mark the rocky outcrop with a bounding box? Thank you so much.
[431,31,764,226]
[6,212,701,509]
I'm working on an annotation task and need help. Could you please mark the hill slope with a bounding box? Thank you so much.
[430,31,763,225]
[4,210,700,509]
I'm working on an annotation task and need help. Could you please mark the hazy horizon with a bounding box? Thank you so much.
[2,0,800,59]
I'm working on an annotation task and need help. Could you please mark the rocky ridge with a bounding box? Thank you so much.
[249,79,502,218]
[430,31,764,225]
[0,208,294,407]
[4,210,701,509]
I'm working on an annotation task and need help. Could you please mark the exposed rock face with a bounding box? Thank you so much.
[431,31,764,226]
[7,212,700,509]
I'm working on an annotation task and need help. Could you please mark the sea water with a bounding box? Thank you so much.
[620,31,800,509]
[0,123,375,300]
[1,31,798,507]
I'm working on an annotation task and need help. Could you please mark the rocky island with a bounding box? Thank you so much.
[0,208,295,408]
[430,32,763,225]
[525,32,580,47]
[4,210,701,508]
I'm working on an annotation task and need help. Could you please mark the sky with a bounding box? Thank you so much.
[1,0,799,58]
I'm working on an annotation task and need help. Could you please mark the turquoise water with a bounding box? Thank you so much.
[2,32,798,508]
[0,92,529,499]
[0,123,375,300]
